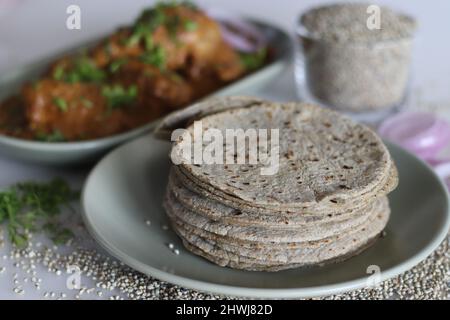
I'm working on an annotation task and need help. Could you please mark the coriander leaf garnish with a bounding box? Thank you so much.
[127,4,167,49]
[135,2,198,42]
[140,46,166,69]
[239,48,268,71]
[136,5,167,30]
[127,23,153,47]
[53,97,68,112]
[80,96,94,108]
[36,130,66,142]
[184,20,198,31]
[109,58,128,73]
[55,57,106,83]
[17,179,79,217]
[0,179,79,247]
[43,222,74,245]
[72,57,106,82]
[102,84,138,109]
[52,66,65,81]
[165,14,181,39]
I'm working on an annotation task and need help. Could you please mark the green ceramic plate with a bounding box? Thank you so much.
[81,135,450,298]
[0,19,292,165]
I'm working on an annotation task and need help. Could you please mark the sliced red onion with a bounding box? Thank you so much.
[205,7,266,52]
[379,112,450,189]
[378,112,450,161]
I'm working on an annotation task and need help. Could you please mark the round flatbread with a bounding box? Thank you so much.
[153,96,265,140]
[164,190,385,243]
[171,160,398,214]
[168,165,396,225]
[162,98,398,271]
[172,205,389,270]
[173,102,395,209]
[165,191,388,244]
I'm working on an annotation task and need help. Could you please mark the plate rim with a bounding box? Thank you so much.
[81,136,450,298]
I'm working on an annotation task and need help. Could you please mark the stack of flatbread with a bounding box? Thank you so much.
[161,97,398,271]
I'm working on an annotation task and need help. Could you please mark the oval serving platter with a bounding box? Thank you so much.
[0,18,292,166]
[81,134,450,298]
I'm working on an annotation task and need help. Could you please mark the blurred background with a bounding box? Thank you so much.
[0,0,449,115]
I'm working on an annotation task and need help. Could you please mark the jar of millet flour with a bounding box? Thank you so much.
[295,3,416,123]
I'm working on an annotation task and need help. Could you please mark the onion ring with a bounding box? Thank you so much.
[378,112,450,161]
[379,112,450,188]
[206,7,266,52]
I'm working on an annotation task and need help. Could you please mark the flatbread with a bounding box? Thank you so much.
[171,162,398,215]
[164,198,390,250]
[153,96,265,140]
[167,165,396,225]
[160,98,398,271]
[179,234,382,272]
[164,190,385,242]
[172,102,396,209]
[172,206,389,270]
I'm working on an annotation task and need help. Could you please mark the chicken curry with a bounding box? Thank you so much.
[0,2,268,141]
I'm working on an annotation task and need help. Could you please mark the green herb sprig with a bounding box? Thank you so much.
[53,97,68,112]
[109,58,128,73]
[140,46,166,69]
[102,84,138,109]
[0,179,80,247]
[53,57,106,83]
[184,20,198,31]
[128,4,168,49]
[239,48,268,71]
[36,130,66,142]
[80,96,94,109]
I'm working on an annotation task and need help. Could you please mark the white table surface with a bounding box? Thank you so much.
[0,0,449,299]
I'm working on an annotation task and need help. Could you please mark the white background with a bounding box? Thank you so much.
[0,0,449,299]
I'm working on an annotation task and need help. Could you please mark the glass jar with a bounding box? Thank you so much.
[294,5,416,124]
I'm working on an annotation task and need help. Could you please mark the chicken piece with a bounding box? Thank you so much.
[22,64,192,141]
[110,59,193,112]
[48,27,144,79]
[50,4,244,83]
[22,79,127,140]
[90,28,146,68]
[136,4,245,81]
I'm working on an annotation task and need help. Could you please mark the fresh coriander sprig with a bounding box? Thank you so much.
[109,58,128,73]
[140,46,166,69]
[0,179,80,247]
[102,84,138,109]
[36,130,66,142]
[184,20,197,31]
[239,48,268,71]
[53,57,106,83]
[53,97,68,112]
